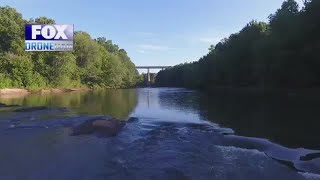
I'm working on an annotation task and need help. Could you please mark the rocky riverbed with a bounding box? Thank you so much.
[0,102,319,180]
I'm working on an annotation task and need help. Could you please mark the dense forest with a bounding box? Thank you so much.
[0,6,141,89]
[156,0,320,90]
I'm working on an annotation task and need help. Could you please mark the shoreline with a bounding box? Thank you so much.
[155,86,320,96]
[0,88,91,99]
[1,87,320,99]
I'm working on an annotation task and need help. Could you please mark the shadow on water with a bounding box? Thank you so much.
[158,90,320,150]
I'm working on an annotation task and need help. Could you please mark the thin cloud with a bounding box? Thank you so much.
[195,30,231,45]
[131,32,156,38]
[137,44,172,51]
[135,32,155,36]
[199,37,223,44]
[137,50,146,54]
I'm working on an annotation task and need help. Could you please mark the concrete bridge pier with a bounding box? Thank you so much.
[147,68,150,83]
[136,66,171,86]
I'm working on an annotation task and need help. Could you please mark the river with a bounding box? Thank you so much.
[0,88,319,180]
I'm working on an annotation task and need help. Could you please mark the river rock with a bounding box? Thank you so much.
[14,106,49,112]
[70,117,127,137]
[0,103,20,108]
[93,119,126,136]
[70,119,97,136]
[300,152,320,161]
[127,117,139,123]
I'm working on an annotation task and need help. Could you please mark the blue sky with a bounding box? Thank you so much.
[1,0,303,73]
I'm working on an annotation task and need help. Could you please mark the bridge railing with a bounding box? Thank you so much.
[136,66,171,69]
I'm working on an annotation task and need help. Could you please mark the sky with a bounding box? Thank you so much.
[1,0,304,73]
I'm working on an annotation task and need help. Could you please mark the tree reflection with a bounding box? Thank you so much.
[0,89,138,118]
[159,90,320,149]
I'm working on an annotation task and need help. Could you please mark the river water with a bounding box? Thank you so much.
[0,88,319,180]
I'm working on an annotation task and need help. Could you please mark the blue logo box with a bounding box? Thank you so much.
[25,24,74,51]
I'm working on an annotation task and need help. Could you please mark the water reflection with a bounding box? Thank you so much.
[130,88,204,123]
[0,88,319,179]
[157,90,320,149]
[0,89,138,118]
[200,94,320,149]
[1,88,319,149]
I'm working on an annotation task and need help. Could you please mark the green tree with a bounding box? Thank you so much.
[156,0,320,89]
[0,6,25,54]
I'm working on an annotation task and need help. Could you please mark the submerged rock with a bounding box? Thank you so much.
[70,116,132,137]
[300,153,320,161]
[127,117,139,123]
[70,119,96,135]
[13,106,69,113]
[93,119,126,137]
[8,124,49,129]
[0,103,20,108]
[14,106,49,112]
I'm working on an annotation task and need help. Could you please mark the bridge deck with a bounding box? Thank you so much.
[136,66,171,69]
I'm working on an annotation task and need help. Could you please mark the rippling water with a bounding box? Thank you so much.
[0,88,319,180]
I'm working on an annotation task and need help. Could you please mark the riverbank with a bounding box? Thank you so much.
[0,88,91,99]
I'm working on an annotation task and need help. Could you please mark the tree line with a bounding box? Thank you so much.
[0,6,141,89]
[156,0,320,90]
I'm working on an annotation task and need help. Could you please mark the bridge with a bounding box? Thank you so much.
[136,66,171,83]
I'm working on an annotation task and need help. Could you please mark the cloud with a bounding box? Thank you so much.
[134,32,155,37]
[137,50,146,54]
[137,44,171,51]
[199,37,223,44]
[195,31,231,45]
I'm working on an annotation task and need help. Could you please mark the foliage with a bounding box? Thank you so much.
[0,6,139,89]
[156,0,320,89]
[0,73,12,88]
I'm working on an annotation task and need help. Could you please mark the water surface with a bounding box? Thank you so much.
[0,88,319,180]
